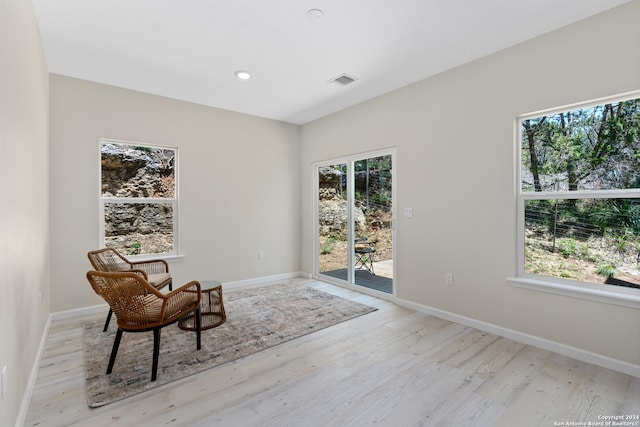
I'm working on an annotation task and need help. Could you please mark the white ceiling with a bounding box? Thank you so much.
[32,0,631,125]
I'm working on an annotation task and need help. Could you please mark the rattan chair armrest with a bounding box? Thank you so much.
[159,281,201,321]
[130,259,169,274]
[122,271,166,297]
[129,269,149,280]
[162,281,201,301]
[86,270,162,299]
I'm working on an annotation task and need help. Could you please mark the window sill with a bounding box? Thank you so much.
[507,276,640,309]
[127,254,185,263]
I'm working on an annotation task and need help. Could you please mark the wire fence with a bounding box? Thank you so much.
[524,198,640,284]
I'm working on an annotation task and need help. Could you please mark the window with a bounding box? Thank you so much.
[100,140,178,257]
[516,93,640,302]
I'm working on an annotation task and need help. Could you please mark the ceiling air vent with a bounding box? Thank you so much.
[329,73,357,86]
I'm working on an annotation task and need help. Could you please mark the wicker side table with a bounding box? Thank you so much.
[178,280,226,331]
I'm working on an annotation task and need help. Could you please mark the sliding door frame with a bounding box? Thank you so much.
[311,148,396,296]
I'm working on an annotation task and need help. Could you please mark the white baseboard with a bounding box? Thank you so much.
[222,271,309,291]
[50,303,108,321]
[395,297,640,378]
[49,272,310,320]
[16,315,51,427]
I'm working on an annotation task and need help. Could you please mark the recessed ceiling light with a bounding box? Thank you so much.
[307,9,324,19]
[235,70,251,80]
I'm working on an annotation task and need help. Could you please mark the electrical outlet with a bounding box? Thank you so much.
[445,273,453,285]
[258,251,264,260]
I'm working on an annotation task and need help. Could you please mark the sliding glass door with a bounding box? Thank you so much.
[315,150,394,294]
[318,162,349,280]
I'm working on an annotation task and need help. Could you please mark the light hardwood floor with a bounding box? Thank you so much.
[25,280,640,427]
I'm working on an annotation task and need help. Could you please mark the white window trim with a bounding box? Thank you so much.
[507,277,640,309]
[511,92,640,309]
[98,139,180,258]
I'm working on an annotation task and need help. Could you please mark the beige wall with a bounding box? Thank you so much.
[0,0,50,425]
[49,75,301,312]
[300,1,640,366]
[4,3,639,424]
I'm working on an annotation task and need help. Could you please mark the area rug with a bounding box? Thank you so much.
[82,282,377,407]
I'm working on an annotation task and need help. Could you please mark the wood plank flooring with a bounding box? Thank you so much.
[24,280,640,427]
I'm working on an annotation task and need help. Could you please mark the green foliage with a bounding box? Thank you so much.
[557,238,579,258]
[615,234,628,254]
[371,192,390,205]
[522,99,640,280]
[133,145,153,153]
[596,263,616,278]
[522,99,640,193]
[320,237,337,255]
[128,241,142,255]
[354,155,392,172]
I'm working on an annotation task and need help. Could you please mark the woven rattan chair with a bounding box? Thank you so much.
[86,270,202,382]
[88,248,173,331]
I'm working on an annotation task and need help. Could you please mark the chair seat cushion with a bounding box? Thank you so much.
[118,295,163,328]
[147,273,171,288]
[355,248,375,254]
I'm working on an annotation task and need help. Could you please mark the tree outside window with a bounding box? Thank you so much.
[519,96,640,289]
[100,141,177,256]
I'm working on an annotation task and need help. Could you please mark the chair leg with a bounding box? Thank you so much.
[195,307,201,350]
[103,308,113,332]
[368,257,375,275]
[151,328,161,381]
[354,251,376,275]
[107,328,123,374]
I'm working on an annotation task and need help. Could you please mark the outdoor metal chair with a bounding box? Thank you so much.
[354,237,377,275]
